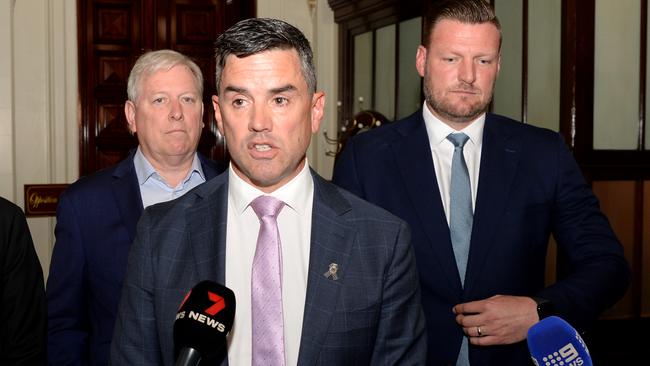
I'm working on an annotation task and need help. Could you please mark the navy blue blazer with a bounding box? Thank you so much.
[109,170,427,365]
[332,110,630,365]
[46,151,224,366]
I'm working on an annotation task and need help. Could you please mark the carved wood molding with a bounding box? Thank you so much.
[327,0,421,24]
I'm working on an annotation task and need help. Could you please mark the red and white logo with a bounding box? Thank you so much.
[205,291,225,316]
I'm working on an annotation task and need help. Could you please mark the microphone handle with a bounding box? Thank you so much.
[175,347,202,366]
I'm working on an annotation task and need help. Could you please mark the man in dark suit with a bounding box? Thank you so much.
[332,0,630,365]
[0,196,46,364]
[46,50,224,365]
[110,18,426,365]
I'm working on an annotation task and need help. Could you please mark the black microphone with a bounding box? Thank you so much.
[527,316,592,366]
[173,280,236,366]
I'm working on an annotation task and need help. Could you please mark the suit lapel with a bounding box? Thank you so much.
[297,173,355,365]
[464,115,521,294]
[186,174,229,284]
[111,153,143,242]
[392,113,462,292]
[198,152,226,180]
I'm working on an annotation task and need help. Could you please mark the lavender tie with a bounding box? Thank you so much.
[251,195,286,366]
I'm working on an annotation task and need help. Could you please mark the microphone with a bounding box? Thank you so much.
[173,280,236,366]
[527,316,592,366]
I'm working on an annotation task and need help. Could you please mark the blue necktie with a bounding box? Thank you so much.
[447,132,473,284]
[447,132,472,366]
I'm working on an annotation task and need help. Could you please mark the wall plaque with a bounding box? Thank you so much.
[24,184,69,217]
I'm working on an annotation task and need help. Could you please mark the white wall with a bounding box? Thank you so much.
[0,0,78,278]
[258,0,339,179]
[0,1,14,198]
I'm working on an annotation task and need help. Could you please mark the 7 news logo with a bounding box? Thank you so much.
[176,291,227,332]
[205,291,226,315]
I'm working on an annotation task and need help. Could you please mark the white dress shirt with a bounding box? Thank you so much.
[133,147,206,208]
[225,160,314,366]
[422,102,485,223]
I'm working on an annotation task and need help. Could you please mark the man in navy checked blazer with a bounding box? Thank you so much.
[111,18,426,365]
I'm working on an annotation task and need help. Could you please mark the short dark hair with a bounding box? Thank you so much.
[213,18,316,95]
[423,0,501,49]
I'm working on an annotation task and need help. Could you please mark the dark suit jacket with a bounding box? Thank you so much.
[46,152,223,366]
[109,170,427,365]
[0,197,46,365]
[332,110,630,365]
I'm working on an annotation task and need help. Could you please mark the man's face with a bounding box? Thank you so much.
[416,19,501,128]
[125,65,203,164]
[212,49,325,193]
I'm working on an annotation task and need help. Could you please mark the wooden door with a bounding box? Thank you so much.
[77,0,255,176]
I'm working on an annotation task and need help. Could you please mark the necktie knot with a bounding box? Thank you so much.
[447,132,470,149]
[251,195,285,220]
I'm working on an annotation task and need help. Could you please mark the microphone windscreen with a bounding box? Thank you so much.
[527,316,592,366]
[173,280,236,360]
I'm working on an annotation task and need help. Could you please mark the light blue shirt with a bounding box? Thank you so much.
[133,147,206,208]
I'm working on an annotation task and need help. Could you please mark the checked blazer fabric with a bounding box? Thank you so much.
[110,170,427,365]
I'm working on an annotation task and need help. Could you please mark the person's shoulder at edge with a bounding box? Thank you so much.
[317,173,408,228]
[60,157,132,198]
[198,151,227,176]
[0,197,29,228]
[487,112,563,140]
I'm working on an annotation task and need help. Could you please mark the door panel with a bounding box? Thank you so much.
[78,0,255,175]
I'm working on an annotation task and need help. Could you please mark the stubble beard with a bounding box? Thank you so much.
[423,75,494,124]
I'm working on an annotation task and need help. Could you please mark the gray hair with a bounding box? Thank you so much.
[127,49,204,102]
[423,0,502,49]
[213,18,316,95]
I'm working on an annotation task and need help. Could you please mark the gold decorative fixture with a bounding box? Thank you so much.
[308,0,317,13]
[324,104,389,158]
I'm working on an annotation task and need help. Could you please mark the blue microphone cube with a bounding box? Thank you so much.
[527,316,592,366]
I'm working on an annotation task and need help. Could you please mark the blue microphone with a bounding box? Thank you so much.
[527,316,592,366]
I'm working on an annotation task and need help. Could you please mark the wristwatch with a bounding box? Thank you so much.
[531,297,555,320]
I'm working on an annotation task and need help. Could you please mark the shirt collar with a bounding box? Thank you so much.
[421,101,485,149]
[228,159,313,216]
[133,146,205,187]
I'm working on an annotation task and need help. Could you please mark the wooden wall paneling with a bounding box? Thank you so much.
[593,181,638,319]
[79,0,255,175]
[78,0,140,176]
[560,0,594,165]
[544,237,557,287]
[162,0,228,163]
[637,0,648,151]
[560,1,646,322]
[571,0,650,180]
[640,181,650,318]
[328,0,423,133]
[140,0,155,49]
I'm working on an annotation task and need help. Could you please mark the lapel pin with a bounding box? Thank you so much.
[323,263,339,280]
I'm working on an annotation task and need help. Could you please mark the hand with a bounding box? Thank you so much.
[453,295,538,346]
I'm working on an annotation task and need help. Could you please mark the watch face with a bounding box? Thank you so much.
[536,299,554,319]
